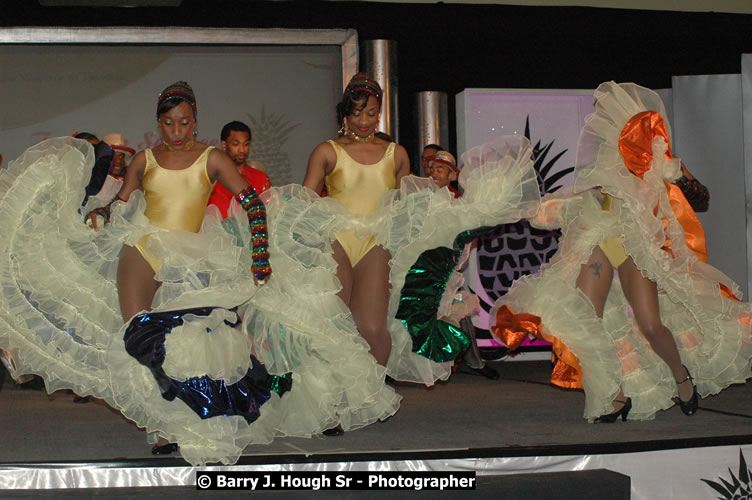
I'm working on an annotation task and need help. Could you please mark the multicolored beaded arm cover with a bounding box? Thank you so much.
[236,185,271,281]
[674,175,710,213]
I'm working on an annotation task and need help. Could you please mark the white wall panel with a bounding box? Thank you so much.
[672,73,747,296]
[0,43,345,186]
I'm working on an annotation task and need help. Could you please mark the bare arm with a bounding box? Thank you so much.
[303,142,336,193]
[394,144,411,186]
[208,148,250,196]
[679,161,694,180]
[116,151,146,202]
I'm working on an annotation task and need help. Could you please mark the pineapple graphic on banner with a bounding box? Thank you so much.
[472,118,575,352]
[247,107,300,186]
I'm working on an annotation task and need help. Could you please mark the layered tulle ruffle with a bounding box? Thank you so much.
[493,82,752,421]
[0,137,401,465]
[0,134,540,464]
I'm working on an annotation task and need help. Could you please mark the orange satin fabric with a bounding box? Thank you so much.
[492,305,540,350]
[665,182,708,263]
[618,111,671,179]
[493,305,583,389]
[493,111,736,391]
[666,184,738,301]
[619,112,729,293]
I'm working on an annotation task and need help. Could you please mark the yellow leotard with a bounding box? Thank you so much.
[324,140,397,266]
[598,193,629,268]
[134,146,214,272]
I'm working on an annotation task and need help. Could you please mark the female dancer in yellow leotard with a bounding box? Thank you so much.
[87,81,272,455]
[90,82,270,323]
[302,74,410,365]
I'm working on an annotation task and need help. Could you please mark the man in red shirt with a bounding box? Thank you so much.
[208,121,272,218]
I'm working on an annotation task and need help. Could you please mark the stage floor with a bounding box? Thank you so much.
[1,360,750,466]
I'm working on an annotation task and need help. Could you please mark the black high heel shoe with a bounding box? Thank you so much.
[675,365,699,416]
[151,443,178,455]
[594,397,632,423]
[322,425,344,436]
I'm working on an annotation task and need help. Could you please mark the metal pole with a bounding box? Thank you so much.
[361,39,398,141]
[417,90,449,151]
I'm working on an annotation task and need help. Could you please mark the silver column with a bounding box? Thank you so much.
[417,90,449,152]
[360,39,398,141]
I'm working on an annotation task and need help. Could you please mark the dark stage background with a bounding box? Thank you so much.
[3,0,752,158]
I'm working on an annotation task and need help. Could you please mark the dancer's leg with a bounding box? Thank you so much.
[576,246,614,318]
[116,245,173,450]
[331,240,353,306]
[617,258,693,401]
[349,245,392,365]
[576,246,627,411]
[116,245,160,323]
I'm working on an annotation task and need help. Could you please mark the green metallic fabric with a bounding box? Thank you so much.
[396,246,469,362]
[267,373,293,396]
[396,226,498,363]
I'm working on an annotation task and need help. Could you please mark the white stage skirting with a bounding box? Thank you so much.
[1,442,750,499]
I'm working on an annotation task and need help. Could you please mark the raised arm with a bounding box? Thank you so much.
[208,148,250,196]
[207,148,271,283]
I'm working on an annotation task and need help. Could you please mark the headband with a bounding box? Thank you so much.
[344,73,382,103]
[157,81,197,117]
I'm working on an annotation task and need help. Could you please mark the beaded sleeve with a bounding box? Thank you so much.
[674,175,710,213]
[236,185,271,281]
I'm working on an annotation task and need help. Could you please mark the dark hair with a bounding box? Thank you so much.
[221,121,252,142]
[375,131,395,143]
[156,81,197,119]
[423,144,444,153]
[74,132,99,142]
[156,98,187,118]
[336,89,380,130]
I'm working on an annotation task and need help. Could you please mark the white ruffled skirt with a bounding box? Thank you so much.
[494,178,752,422]
[0,135,539,464]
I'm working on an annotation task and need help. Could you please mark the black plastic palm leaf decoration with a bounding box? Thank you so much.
[524,116,575,196]
[701,449,752,499]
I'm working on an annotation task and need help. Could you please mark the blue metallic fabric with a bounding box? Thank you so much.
[124,307,276,424]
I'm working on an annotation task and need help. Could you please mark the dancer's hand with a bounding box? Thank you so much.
[84,207,110,231]
[253,272,271,287]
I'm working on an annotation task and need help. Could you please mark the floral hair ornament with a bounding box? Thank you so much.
[157,81,197,118]
[344,72,383,104]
